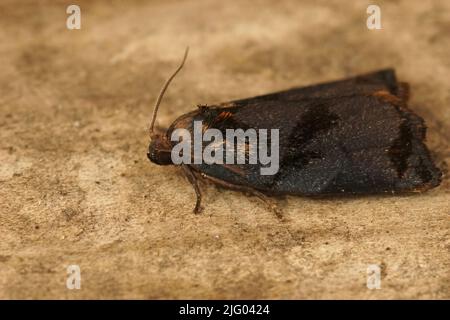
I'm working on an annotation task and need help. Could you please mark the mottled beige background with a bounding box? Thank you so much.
[0,0,449,299]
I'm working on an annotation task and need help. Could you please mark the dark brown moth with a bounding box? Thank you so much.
[147,48,442,213]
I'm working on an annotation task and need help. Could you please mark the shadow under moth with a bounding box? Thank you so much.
[147,49,442,214]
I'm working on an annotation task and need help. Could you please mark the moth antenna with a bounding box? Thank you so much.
[149,47,189,137]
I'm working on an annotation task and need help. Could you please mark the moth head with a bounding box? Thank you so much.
[147,47,189,166]
[147,133,173,165]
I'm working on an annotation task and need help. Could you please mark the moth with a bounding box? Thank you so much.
[147,48,442,213]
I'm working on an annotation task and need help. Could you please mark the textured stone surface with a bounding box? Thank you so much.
[0,0,448,299]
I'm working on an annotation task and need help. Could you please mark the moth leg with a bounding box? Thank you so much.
[251,190,283,220]
[181,165,203,214]
[198,172,284,219]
